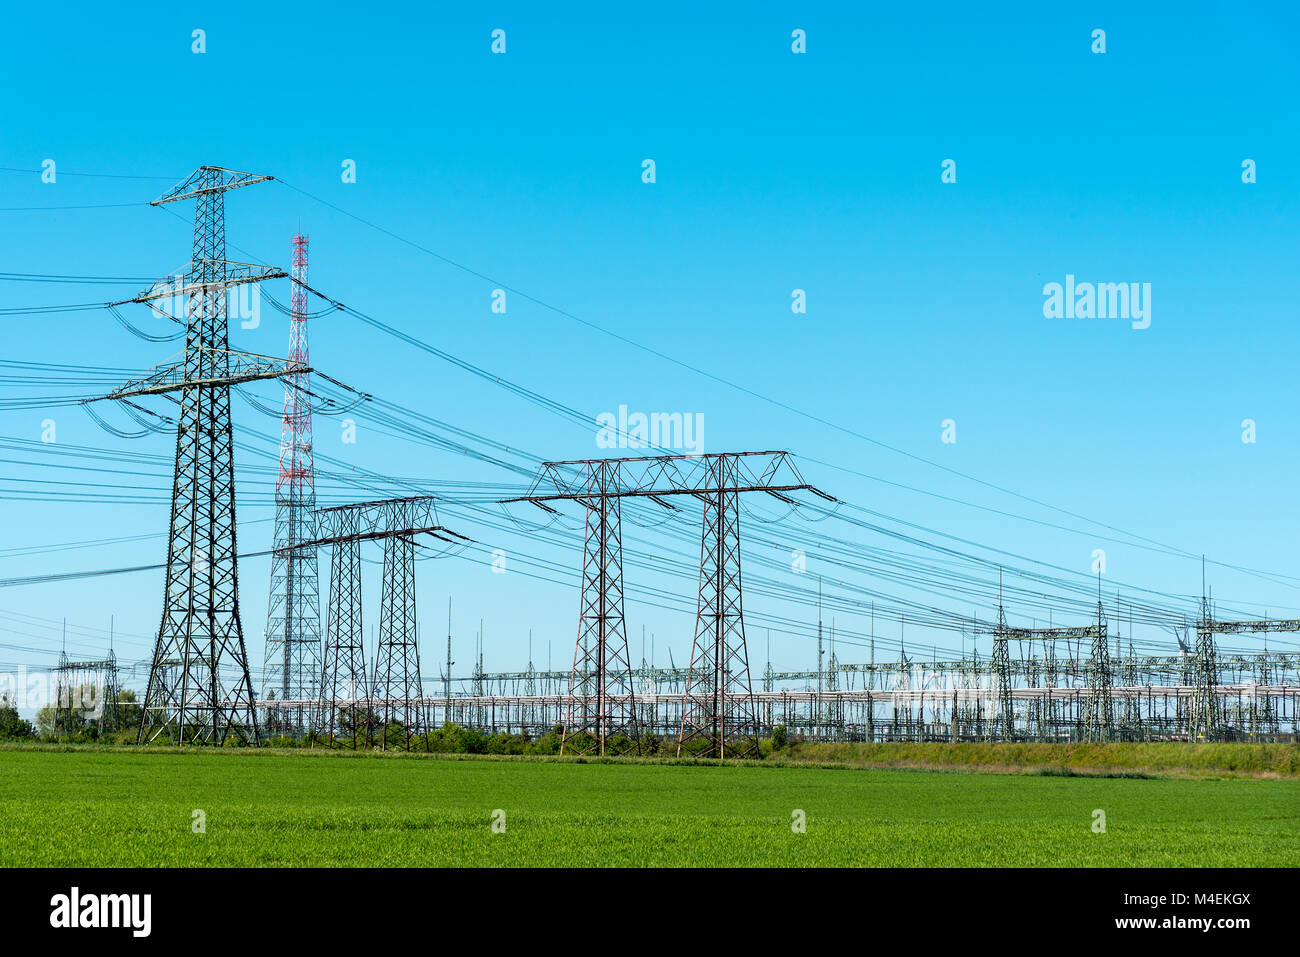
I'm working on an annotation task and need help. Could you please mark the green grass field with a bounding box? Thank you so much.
[1,747,1296,867]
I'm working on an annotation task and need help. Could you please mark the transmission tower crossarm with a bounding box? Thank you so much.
[120,263,287,306]
[282,524,471,553]
[302,496,468,551]
[151,166,274,205]
[508,451,828,503]
[1205,618,1300,635]
[96,350,309,401]
[973,623,1101,641]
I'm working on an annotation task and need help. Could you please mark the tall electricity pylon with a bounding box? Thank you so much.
[319,508,367,746]
[303,497,469,749]
[679,455,764,758]
[101,167,292,746]
[568,466,636,756]
[373,534,425,750]
[261,234,321,736]
[509,451,832,758]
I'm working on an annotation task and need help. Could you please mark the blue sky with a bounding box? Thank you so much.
[2,3,1298,700]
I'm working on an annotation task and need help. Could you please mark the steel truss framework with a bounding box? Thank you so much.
[567,480,638,756]
[102,167,294,746]
[1082,601,1114,741]
[988,605,1014,740]
[373,535,424,749]
[975,620,1110,740]
[294,497,469,750]
[318,510,366,746]
[54,652,122,736]
[263,679,1300,745]
[510,451,831,757]
[256,645,1300,745]
[261,234,320,736]
[1190,615,1300,740]
[679,455,763,757]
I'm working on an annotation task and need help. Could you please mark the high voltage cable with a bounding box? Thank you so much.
[2,390,1287,644]
[0,271,155,284]
[0,166,179,180]
[0,202,149,212]
[153,191,1295,599]
[0,302,113,315]
[274,177,1235,571]
[0,171,1284,594]
[3,383,1287,647]
[286,269,1289,590]
[1,177,1292,672]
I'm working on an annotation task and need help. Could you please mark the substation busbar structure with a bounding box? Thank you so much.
[508,451,834,759]
[92,167,295,747]
[957,603,1300,743]
[53,651,123,737]
[1192,613,1300,741]
[973,617,1112,742]
[282,496,470,750]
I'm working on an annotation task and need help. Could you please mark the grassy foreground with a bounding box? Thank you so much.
[1,746,1297,866]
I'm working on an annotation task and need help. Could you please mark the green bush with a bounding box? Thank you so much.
[0,700,34,741]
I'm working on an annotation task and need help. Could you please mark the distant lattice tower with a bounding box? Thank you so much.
[1120,641,1142,739]
[371,534,429,750]
[261,235,322,736]
[1082,600,1114,742]
[991,607,1014,741]
[1189,595,1221,741]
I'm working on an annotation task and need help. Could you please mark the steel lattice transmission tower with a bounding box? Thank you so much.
[299,498,468,749]
[567,466,638,756]
[990,601,1014,741]
[55,651,121,736]
[1082,596,1114,741]
[1187,613,1300,740]
[318,508,368,746]
[678,456,766,758]
[509,451,831,758]
[1190,593,1221,741]
[99,167,292,746]
[373,534,426,750]
[260,234,321,735]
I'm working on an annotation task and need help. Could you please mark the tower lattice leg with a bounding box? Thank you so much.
[373,536,428,750]
[317,533,367,747]
[678,474,761,759]
[562,493,639,755]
